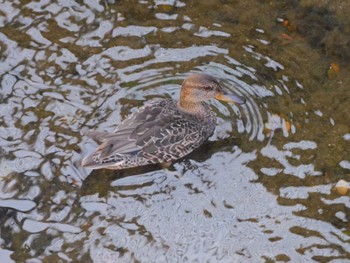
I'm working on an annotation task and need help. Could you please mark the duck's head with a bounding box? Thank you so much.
[179,74,246,107]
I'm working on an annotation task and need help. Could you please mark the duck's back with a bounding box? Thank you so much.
[82,98,216,170]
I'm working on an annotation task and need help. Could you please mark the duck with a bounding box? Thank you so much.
[81,74,246,170]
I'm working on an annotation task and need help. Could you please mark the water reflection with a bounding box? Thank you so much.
[1,0,350,262]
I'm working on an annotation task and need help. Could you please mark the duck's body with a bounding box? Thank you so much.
[82,74,245,170]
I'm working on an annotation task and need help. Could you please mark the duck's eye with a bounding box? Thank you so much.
[203,85,213,91]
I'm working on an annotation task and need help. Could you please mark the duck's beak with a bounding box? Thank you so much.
[215,92,246,105]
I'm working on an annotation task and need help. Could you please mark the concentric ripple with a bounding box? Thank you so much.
[1,0,350,262]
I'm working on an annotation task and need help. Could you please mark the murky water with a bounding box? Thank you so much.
[1,1,350,262]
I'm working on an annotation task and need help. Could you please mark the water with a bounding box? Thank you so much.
[1,1,350,262]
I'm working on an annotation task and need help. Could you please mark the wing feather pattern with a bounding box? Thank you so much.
[82,99,215,169]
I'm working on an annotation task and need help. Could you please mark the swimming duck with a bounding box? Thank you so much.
[82,74,246,170]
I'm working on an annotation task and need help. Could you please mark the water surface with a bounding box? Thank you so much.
[0,0,350,262]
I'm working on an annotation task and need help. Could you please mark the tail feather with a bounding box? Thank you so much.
[85,131,112,143]
[81,153,125,170]
[81,153,100,169]
[81,153,108,169]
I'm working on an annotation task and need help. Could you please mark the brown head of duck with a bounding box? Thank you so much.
[178,74,246,114]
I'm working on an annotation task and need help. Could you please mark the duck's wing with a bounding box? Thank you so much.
[82,99,212,169]
[84,131,117,143]
[82,99,172,167]
[128,100,212,162]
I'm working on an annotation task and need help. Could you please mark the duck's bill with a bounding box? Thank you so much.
[215,93,246,105]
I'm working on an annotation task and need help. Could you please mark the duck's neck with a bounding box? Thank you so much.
[178,100,207,117]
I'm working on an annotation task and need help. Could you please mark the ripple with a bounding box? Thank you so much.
[1,0,350,262]
[23,219,81,234]
[0,199,36,212]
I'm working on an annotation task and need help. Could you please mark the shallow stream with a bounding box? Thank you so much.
[0,1,349,262]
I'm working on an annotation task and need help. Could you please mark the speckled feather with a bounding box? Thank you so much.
[82,74,246,170]
[82,98,216,169]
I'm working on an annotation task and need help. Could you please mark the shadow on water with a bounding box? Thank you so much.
[0,0,350,262]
